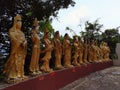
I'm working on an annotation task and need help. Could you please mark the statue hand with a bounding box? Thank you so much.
[22,41,27,48]
[41,51,45,53]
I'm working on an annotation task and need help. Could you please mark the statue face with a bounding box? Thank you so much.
[56,33,60,39]
[16,19,22,29]
[65,34,69,39]
[46,32,50,38]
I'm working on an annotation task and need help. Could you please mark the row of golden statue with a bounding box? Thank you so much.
[3,15,111,83]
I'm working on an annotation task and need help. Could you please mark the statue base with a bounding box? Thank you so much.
[0,61,113,90]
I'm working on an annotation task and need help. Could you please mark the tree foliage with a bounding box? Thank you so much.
[80,19,103,41]
[39,18,54,34]
[101,28,120,58]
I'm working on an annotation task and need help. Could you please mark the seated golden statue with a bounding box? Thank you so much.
[72,36,80,66]
[62,33,73,68]
[78,37,84,64]
[4,15,27,83]
[29,18,41,76]
[52,31,64,69]
[40,28,53,72]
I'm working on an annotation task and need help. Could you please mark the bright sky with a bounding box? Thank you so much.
[51,0,120,37]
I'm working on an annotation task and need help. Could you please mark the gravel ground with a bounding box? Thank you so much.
[60,66,120,90]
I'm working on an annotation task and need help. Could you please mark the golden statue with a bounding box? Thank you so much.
[52,31,64,69]
[104,42,111,61]
[87,41,93,63]
[100,41,105,61]
[83,39,89,64]
[40,28,53,72]
[62,33,73,68]
[91,40,98,62]
[29,18,41,76]
[4,15,27,83]
[72,36,80,66]
[100,41,110,61]
[100,42,107,61]
[78,37,84,64]
[95,41,102,62]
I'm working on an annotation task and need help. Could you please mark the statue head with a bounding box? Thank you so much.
[44,28,50,38]
[73,36,77,42]
[64,33,69,39]
[33,18,38,27]
[54,31,60,39]
[78,36,81,41]
[13,14,22,30]
[33,18,39,33]
[100,41,103,45]
[104,42,108,46]
[91,40,95,45]
[94,40,98,45]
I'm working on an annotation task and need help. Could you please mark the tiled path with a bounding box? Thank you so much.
[60,66,120,90]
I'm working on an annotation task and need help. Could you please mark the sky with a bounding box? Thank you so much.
[51,0,120,37]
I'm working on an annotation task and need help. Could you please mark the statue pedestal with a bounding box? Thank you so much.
[116,43,120,60]
[113,59,120,66]
[114,43,120,66]
[0,61,113,90]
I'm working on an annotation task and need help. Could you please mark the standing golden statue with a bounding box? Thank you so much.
[87,40,93,63]
[78,37,84,64]
[72,36,80,66]
[83,39,89,64]
[62,33,73,68]
[95,41,102,62]
[91,40,98,62]
[100,41,104,61]
[4,15,27,83]
[52,31,64,69]
[99,41,110,61]
[40,28,53,72]
[103,42,111,61]
[29,18,41,75]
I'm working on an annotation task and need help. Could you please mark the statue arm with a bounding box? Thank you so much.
[31,34,35,42]
[41,39,53,53]
[9,30,22,45]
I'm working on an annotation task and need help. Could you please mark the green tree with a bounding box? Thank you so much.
[101,28,120,58]
[83,19,103,41]
[66,26,76,35]
[39,18,54,34]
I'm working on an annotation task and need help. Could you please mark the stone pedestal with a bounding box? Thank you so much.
[114,43,120,66]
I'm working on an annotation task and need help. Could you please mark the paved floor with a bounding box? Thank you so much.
[60,66,120,90]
